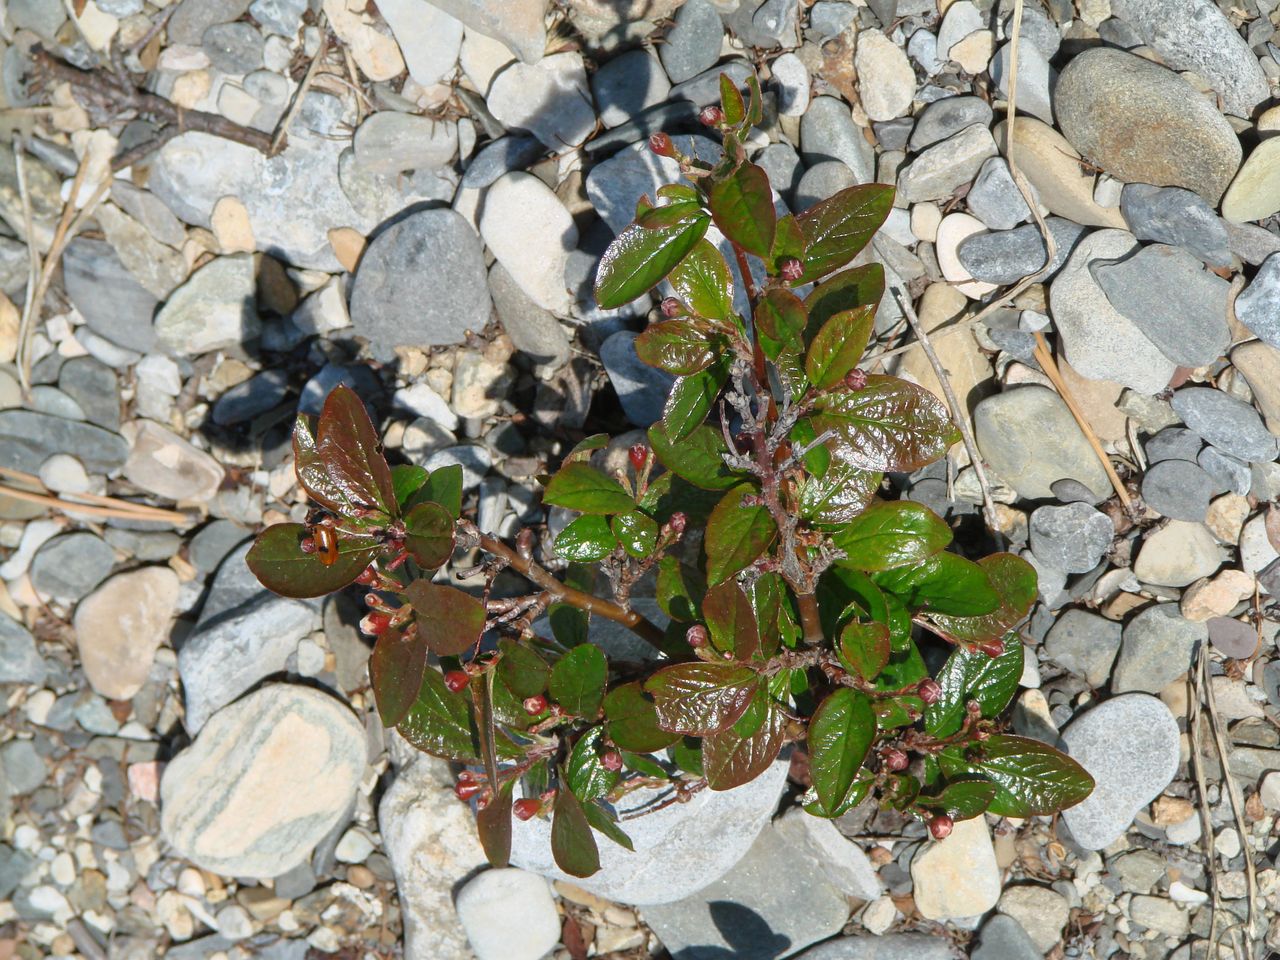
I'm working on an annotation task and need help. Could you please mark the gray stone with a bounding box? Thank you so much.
[1235,252,1280,350]
[772,808,881,900]
[455,869,560,960]
[0,739,44,795]
[189,521,254,576]
[1061,694,1180,849]
[1048,229,1175,394]
[808,2,856,40]
[299,364,381,416]
[161,684,365,878]
[1044,609,1122,688]
[584,139,681,236]
[0,411,128,475]
[1140,459,1218,522]
[61,238,158,353]
[489,263,571,373]
[58,357,120,430]
[418,0,545,64]
[754,142,803,201]
[154,253,259,356]
[1114,603,1206,693]
[486,53,596,151]
[350,208,491,357]
[1054,47,1242,205]
[377,0,464,87]
[478,171,578,314]
[600,331,675,427]
[1110,0,1269,118]
[1109,849,1166,893]
[908,96,993,153]
[1207,616,1257,660]
[1171,387,1278,463]
[249,0,306,36]
[721,0,801,49]
[28,385,84,421]
[1198,447,1250,497]
[973,386,1111,501]
[801,96,875,185]
[461,135,544,190]
[897,123,998,204]
[352,112,458,175]
[124,421,225,503]
[212,370,290,426]
[660,0,723,83]
[1128,895,1190,937]
[168,0,251,45]
[670,60,756,109]
[1227,222,1280,267]
[966,157,1034,231]
[1029,502,1112,574]
[770,51,810,116]
[790,935,957,960]
[957,217,1086,286]
[1091,244,1230,368]
[202,21,264,74]
[1132,520,1221,588]
[0,845,34,900]
[30,533,115,602]
[1119,184,1231,268]
[990,40,1054,125]
[423,445,492,490]
[8,0,67,37]
[0,615,44,686]
[593,49,671,128]
[795,161,857,213]
[972,915,1041,960]
[640,807,848,957]
[1144,426,1202,464]
[338,148,457,227]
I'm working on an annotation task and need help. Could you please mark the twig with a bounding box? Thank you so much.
[893,287,1004,547]
[13,138,39,394]
[270,16,329,156]
[1189,651,1223,953]
[0,483,190,523]
[0,466,189,522]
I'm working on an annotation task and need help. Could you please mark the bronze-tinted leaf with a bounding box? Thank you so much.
[703,702,785,790]
[246,523,379,599]
[316,385,398,518]
[404,581,486,656]
[369,626,428,728]
[927,553,1038,644]
[404,501,455,569]
[837,620,891,682]
[702,580,760,660]
[804,264,885,338]
[795,184,895,282]
[477,779,513,867]
[551,782,601,877]
[644,662,757,735]
[396,667,481,761]
[670,239,736,321]
[635,320,721,376]
[813,374,960,473]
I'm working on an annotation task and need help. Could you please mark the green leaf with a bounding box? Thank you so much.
[396,667,480,761]
[804,264,885,339]
[476,779,513,867]
[636,199,706,230]
[798,458,881,526]
[928,553,1038,644]
[555,514,618,562]
[583,801,634,851]
[744,72,763,126]
[805,304,875,389]
[662,362,730,441]
[770,214,806,277]
[720,72,746,126]
[705,484,777,585]
[812,374,961,474]
[656,556,703,622]
[706,163,776,257]
[805,773,873,818]
[832,500,953,571]
[595,216,711,309]
[670,239,735,321]
[940,735,1095,817]
[544,462,635,514]
[391,464,429,508]
[702,580,761,660]
[635,320,721,376]
[369,626,427,728]
[703,702,785,790]
[807,688,876,813]
[748,573,787,659]
[403,581,486,656]
[497,638,550,699]
[755,288,807,353]
[566,726,620,802]
[551,782,601,877]
[604,682,682,753]
[795,183,895,283]
[403,501,455,569]
[672,737,704,775]
[837,620,891,682]
[611,510,659,558]
[873,552,1001,617]
[920,779,998,820]
[549,643,608,718]
[925,642,1025,737]
[620,750,667,778]
[315,384,397,518]
[549,603,590,648]
[659,184,699,203]
[246,523,379,599]
[564,434,610,463]
[648,422,739,491]
[644,662,758,735]
[419,464,463,518]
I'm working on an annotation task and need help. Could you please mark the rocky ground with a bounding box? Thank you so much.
[2,0,1280,958]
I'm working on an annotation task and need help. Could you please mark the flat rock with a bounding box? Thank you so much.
[956,216,1085,286]
[973,386,1111,501]
[790,934,957,960]
[1132,520,1222,588]
[0,614,45,686]
[1231,341,1280,434]
[1029,502,1113,574]
[1236,252,1280,350]
[61,238,158,353]
[908,96,993,152]
[352,112,459,175]
[1054,47,1241,205]
[478,172,577,314]
[425,0,544,63]
[489,263,571,373]
[966,156,1034,231]
[1144,426,1202,464]
[487,52,596,150]
[1044,609,1121,689]
[660,0,722,83]
[1171,386,1278,463]
[1140,459,1218,522]
[771,52,810,117]
[993,118,1125,229]
[1047,229,1175,394]
[773,808,881,900]
[795,161,857,214]
[30,532,114,602]
[160,684,365,878]
[592,48,670,128]
[349,208,491,357]
[74,567,180,700]
[59,357,121,430]
[0,411,128,475]
[377,0,464,86]
[511,756,788,905]
[800,96,876,185]
[1060,693,1180,849]
[154,253,259,356]
[895,282,992,429]
[910,815,1000,920]
[1119,183,1231,268]
[455,869,560,960]
[990,39,1054,124]
[972,915,1040,960]
[897,123,997,204]
[855,30,914,122]
[461,135,544,189]
[124,420,225,503]
[1114,602,1208,693]
[585,139,682,237]
[1223,138,1280,225]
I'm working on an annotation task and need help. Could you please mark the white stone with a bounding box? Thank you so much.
[855,30,915,122]
[486,53,596,151]
[73,567,181,701]
[335,826,376,863]
[38,454,90,494]
[123,420,225,503]
[771,52,810,116]
[455,868,561,960]
[935,212,996,298]
[861,896,897,935]
[910,816,1000,920]
[478,172,577,314]
[378,0,465,87]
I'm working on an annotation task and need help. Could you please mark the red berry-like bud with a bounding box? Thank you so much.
[444,670,470,693]
[917,679,943,705]
[454,780,482,802]
[699,105,724,126]
[602,750,623,772]
[929,814,954,840]
[843,369,868,391]
[883,748,909,771]
[649,132,675,157]
[668,512,688,534]
[354,564,378,585]
[978,638,1005,659]
[360,611,392,636]
[475,789,493,811]
[780,257,803,281]
[686,624,709,648]
[300,537,317,554]
[513,798,541,821]
[458,769,477,783]
[740,493,764,507]
[660,296,683,318]
[523,694,548,715]
[629,443,648,471]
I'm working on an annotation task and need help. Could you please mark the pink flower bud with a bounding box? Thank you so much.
[660,296,683,318]
[699,105,724,126]
[780,257,803,281]
[687,624,709,648]
[844,369,868,391]
[649,132,675,157]
[929,814,954,840]
[916,679,943,705]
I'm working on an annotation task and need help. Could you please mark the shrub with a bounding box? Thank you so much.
[247,75,1093,877]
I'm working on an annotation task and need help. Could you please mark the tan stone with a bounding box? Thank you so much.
[1206,493,1250,544]
[0,291,18,364]
[1151,794,1195,827]
[1222,138,1280,224]
[895,281,994,428]
[328,227,367,273]
[950,30,995,74]
[74,567,180,700]
[910,816,1000,920]
[171,71,211,110]
[993,118,1127,229]
[1231,341,1280,434]
[211,196,255,255]
[324,0,405,81]
[1055,357,1126,442]
[1180,569,1255,622]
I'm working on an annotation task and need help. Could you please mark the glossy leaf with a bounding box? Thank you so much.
[555,514,618,562]
[316,385,397,518]
[404,501,455,569]
[544,462,636,515]
[704,485,777,585]
[804,774,873,818]
[583,801,634,851]
[798,459,881,526]
[565,434,610,463]
[662,363,730,441]
[594,216,710,309]
[720,72,746,126]
[940,735,1094,817]
[703,580,760,660]
[807,688,876,813]
[566,727,620,802]
[477,779,513,867]
[551,784,601,877]
[391,464,428,508]
[369,627,427,728]
[920,779,998,820]
[832,500,953,571]
[744,72,763,125]
[812,374,961,474]
[873,552,1001,618]
[670,239,735,320]
[924,641,1024,737]
[404,581,486,656]
[396,667,480,761]
[611,510,659,558]
[549,643,608,718]
[770,214,806,277]
[644,662,758,735]
[672,737,704,775]
[659,184,700,204]
[748,573,787,660]
[247,523,379,599]
[703,701,785,790]
[636,199,705,230]
[755,288,807,353]
[648,421,739,492]
[497,638,550,699]
[804,264,885,338]
[837,620,891,682]
[656,556,703,622]
[604,682,682,753]
[928,553,1038,644]
[795,183,895,282]
[706,163,776,257]
[620,751,667,779]
[419,463,463,518]
[293,415,352,515]
[805,304,875,389]
[635,320,720,376]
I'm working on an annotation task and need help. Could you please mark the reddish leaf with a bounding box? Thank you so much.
[702,580,761,660]
[477,779,513,868]
[316,385,397,518]
[404,581,486,656]
[670,239,735,320]
[805,304,875,389]
[703,702,785,790]
[755,288,807,353]
[293,415,354,515]
[497,638,550,699]
[704,485,777,585]
[369,626,428,727]
[813,374,960,473]
[807,688,876,812]
[837,620,891,682]
[796,184,895,282]
[551,782,601,877]
[706,163,776,257]
[635,320,720,375]
[246,523,379,599]
[604,682,682,753]
[644,661,757,735]
[404,501,455,569]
